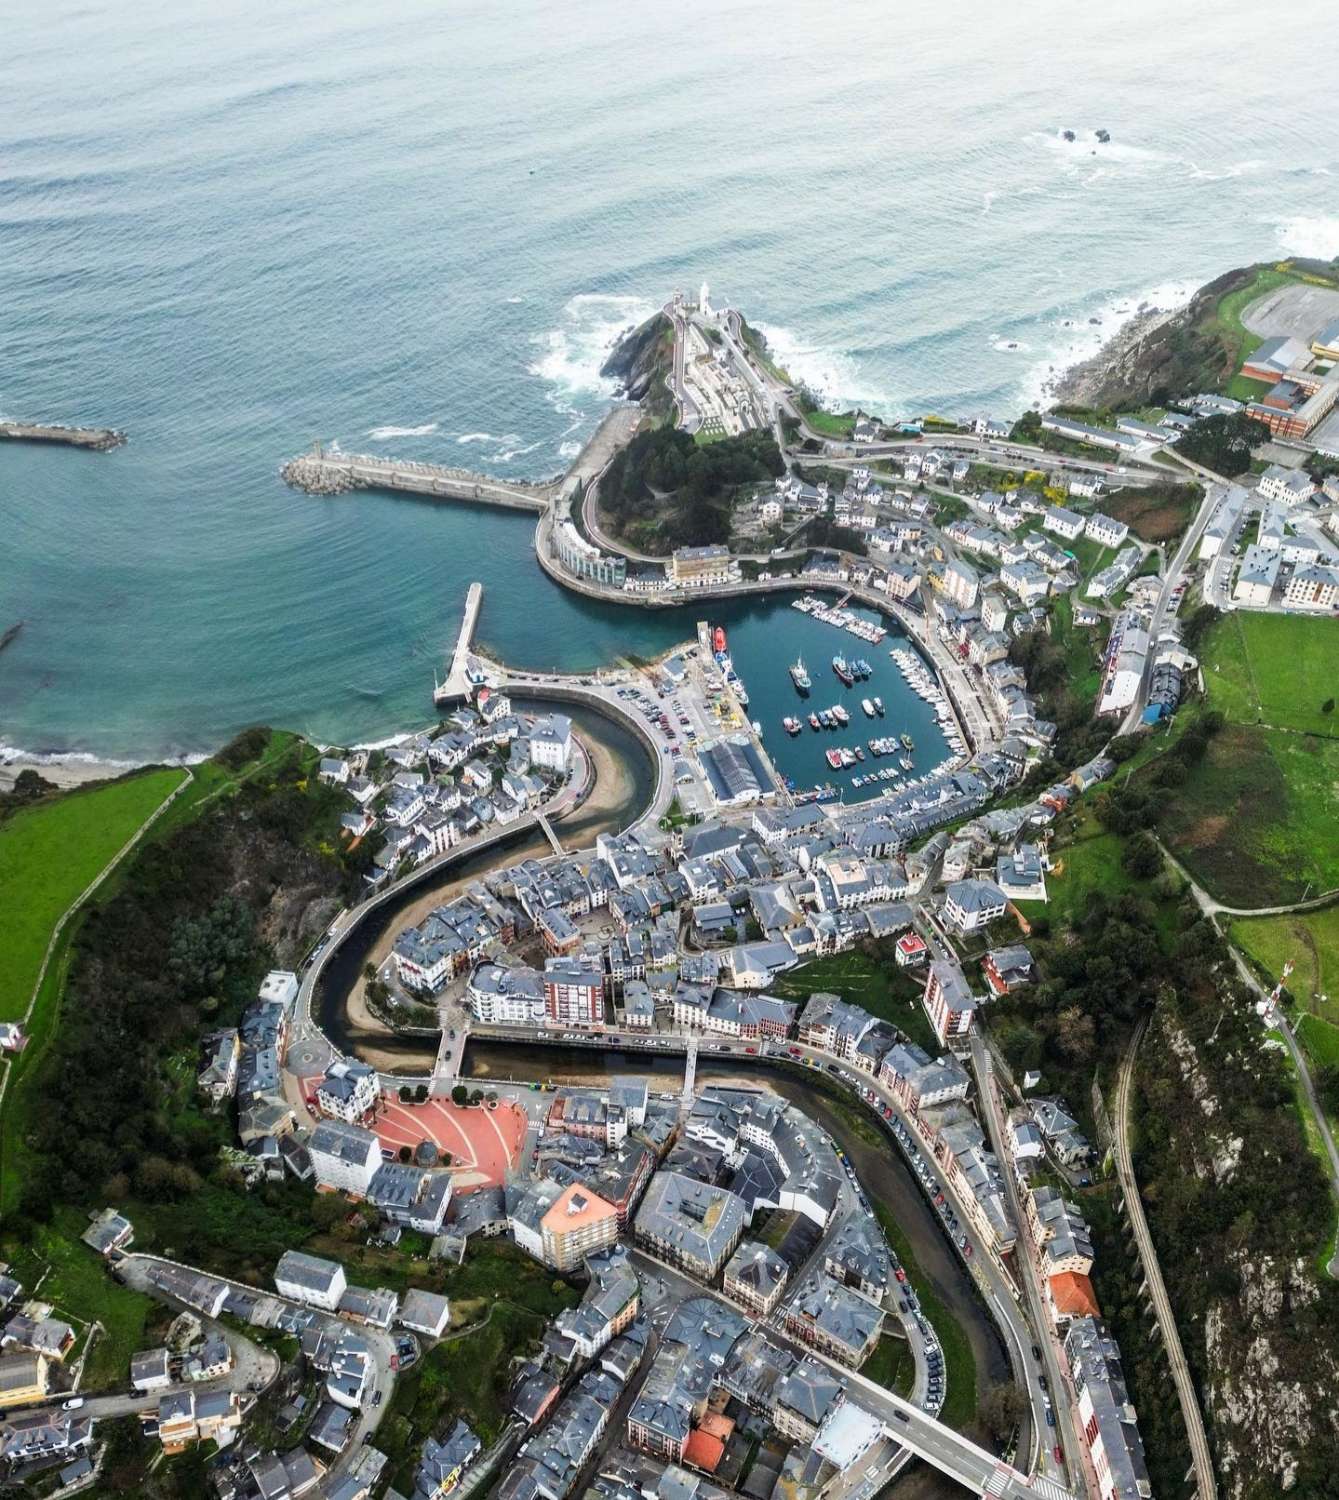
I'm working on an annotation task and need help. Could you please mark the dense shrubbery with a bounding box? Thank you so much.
[1175,412,1270,477]
[601,426,784,549]
[11,739,350,1227]
[1008,630,1109,771]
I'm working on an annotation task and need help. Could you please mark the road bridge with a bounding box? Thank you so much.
[434,581,486,705]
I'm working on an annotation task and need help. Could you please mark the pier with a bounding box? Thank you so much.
[0,421,125,452]
[280,444,554,510]
[434,581,487,705]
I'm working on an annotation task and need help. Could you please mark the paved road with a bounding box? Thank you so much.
[1112,1023,1220,1499]
[117,1253,398,1480]
[969,1037,1083,1492]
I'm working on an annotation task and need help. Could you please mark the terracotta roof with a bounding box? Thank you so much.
[683,1427,726,1474]
[1049,1270,1100,1319]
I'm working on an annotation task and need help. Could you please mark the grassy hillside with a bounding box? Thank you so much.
[0,767,187,1021]
[1202,612,1339,737]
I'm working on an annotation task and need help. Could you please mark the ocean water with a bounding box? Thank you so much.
[2,0,1336,761]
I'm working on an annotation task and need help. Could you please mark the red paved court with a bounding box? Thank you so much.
[373,1097,526,1193]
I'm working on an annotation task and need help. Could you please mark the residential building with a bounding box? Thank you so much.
[543,956,605,1026]
[399,1289,452,1339]
[540,1184,620,1271]
[1043,505,1085,541]
[1064,1317,1153,1500]
[924,959,978,1045]
[274,1251,347,1310]
[942,878,1008,933]
[198,1030,240,1102]
[1257,464,1315,507]
[310,1119,382,1196]
[316,1058,381,1124]
[367,1164,454,1235]
[130,1348,172,1393]
[1234,544,1281,606]
[635,1172,747,1282]
[1284,564,1339,610]
[415,1419,482,1500]
[154,1390,242,1455]
[0,1409,92,1466]
[529,714,573,774]
[722,1241,789,1317]
[670,545,734,587]
[941,559,979,609]
[1085,512,1128,548]
[782,1272,883,1367]
[0,1354,49,1407]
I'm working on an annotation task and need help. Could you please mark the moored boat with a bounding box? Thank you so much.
[789,656,812,694]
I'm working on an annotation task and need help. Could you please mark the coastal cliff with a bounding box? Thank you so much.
[1056,256,1339,409]
[601,311,675,419]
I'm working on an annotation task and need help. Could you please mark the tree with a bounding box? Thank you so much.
[469,1088,485,1106]
[1324,698,1336,716]
[311,1194,348,1231]
[451,1084,468,1107]
[979,1381,1027,1442]
[399,1084,412,1102]
[398,1145,412,1164]
[1122,831,1163,880]
[414,1083,429,1103]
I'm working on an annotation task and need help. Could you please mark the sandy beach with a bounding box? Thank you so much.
[0,752,150,794]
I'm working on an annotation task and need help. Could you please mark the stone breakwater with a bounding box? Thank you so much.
[0,421,126,451]
[279,450,554,509]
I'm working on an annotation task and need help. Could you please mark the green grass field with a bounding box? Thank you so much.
[1232,905,1339,1026]
[804,409,857,438]
[1201,612,1339,737]
[772,951,939,1053]
[1152,723,1339,907]
[0,767,186,1022]
[865,1330,916,1399]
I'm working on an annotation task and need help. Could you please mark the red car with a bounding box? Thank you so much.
[1053,1446,1063,1465]
[788,1047,802,1057]
[894,1269,907,1283]
[744,1046,757,1054]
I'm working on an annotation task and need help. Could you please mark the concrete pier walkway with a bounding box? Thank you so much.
[434,581,486,705]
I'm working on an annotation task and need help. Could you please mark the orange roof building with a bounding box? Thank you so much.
[539,1183,619,1271]
[683,1427,726,1474]
[1048,1270,1101,1324]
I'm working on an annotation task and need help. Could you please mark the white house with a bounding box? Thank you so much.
[941,560,979,609]
[309,1120,382,1196]
[529,714,573,774]
[1257,464,1315,507]
[1084,512,1128,548]
[1067,474,1102,500]
[316,1059,381,1124]
[1284,564,1339,611]
[1233,545,1281,607]
[274,1251,347,1311]
[318,758,351,786]
[1042,505,1085,542]
[942,879,1008,933]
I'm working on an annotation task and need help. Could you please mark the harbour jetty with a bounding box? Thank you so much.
[0,421,126,451]
[279,442,555,510]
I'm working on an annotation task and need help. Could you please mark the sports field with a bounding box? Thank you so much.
[1203,612,1339,737]
[0,768,186,1021]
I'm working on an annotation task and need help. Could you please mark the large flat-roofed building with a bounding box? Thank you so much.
[670,545,734,587]
[1240,334,1309,385]
[1248,373,1339,440]
[635,1171,747,1282]
[539,1183,620,1271]
[1312,317,1339,362]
